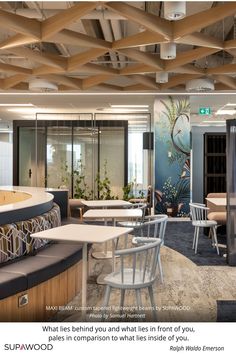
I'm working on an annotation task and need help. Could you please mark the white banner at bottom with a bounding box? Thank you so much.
[0,323,234,353]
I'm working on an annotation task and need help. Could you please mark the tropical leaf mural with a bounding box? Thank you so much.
[155,96,190,216]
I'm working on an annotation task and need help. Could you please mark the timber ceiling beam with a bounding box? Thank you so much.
[118,48,164,70]
[0,34,40,50]
[172,64,205,75]
[207,63,236,74]
[83,74,115,89]
[68,48,108,71]
[6,47,67,70]
[165,47,220,71]
[40,74,82,90]
[173,2,236,39]
[3,74,28,89]
[161,74,204,90]
[0,62,32,75]
[51,29,111,49]
[113,30,166,50]
[176,32,223,49]
[41,2,97,39]
[127,74,160,90]
[0,9,41,39]
[213,74,236,89]
[106,2,172,39]
[120,63,160,75]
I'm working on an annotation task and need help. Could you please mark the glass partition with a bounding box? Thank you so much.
[47,125,72,191]
[19,126,45,187]
[14,115,129,199]
[14,112,151,199]
[95,113,151,196]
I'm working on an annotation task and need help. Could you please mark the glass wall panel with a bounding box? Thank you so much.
[15,112,148,200]
[0,123,13,186]
[95,113,151,196]
[99,126,125,199]
[19,127,45,187]
[46,125,72,193]
[73,127,98,199]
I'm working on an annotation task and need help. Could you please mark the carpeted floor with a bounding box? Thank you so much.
[164,221,227,266]
[84,220,227,266]
[217,300,236,321]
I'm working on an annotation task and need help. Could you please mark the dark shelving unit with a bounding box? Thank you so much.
[204,133,226,197]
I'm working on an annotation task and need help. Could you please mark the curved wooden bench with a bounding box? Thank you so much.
[0,202,86,321]
[0,242,83,321]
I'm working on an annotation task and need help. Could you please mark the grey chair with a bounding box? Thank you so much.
[132,214,168,283]
[189,202,219,255]
[102,238,162,321]
[117,203,147,235]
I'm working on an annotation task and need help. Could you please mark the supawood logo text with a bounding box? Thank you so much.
[3,344,53,351]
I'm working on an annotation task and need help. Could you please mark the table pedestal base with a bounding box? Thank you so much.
[92,250,113,259]
[96,273,107,285]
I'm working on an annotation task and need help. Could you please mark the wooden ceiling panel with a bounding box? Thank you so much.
[0,1,234,92]
[106,2,172,39]
[41,2,97,39]
[0,9,41,38]
[173,2,236,39]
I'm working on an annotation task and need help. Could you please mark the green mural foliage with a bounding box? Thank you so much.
[155,96,190,217]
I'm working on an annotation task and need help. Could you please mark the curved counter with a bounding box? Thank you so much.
[0,186,54,225]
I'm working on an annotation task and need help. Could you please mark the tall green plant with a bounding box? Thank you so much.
[122,181,135,201]
[59,158,70,188]
[73,158,93,200]
[96,159,117,200]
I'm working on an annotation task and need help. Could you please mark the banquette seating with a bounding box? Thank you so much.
[0,203,84,322]
[206,193,227,225]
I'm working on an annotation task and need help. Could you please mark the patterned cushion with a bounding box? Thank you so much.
[0,203,61,265]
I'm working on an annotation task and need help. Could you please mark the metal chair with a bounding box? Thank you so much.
[132,214,168,283]
[189,202,219,255]
[102,238,162,321]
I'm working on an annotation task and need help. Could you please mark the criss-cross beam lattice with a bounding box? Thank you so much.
[0,1,236,91]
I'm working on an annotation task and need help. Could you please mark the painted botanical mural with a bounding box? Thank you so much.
[154,96,190,216]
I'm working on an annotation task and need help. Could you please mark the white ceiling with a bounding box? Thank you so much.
[0,92,236,126]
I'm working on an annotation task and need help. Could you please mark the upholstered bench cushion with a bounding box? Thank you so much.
[0,243,83,298]
[36,243,83,269]
[208,212,227,224]
[0,255,66,289]
[0,271,27,300]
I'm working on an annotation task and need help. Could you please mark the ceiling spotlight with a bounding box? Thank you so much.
[29,79,58,92]
[160,43,176,60]
[156,72,168,83]
[164,2,186,21]
[186,79,215,92]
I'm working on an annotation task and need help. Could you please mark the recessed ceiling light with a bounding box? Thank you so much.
[101,108,149,112]
[110,105,149,108]
[7,108,37,114]
[224,103,236,107]
[203,120,226,123]
[216,109,235,115]
[0,103,34,107]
